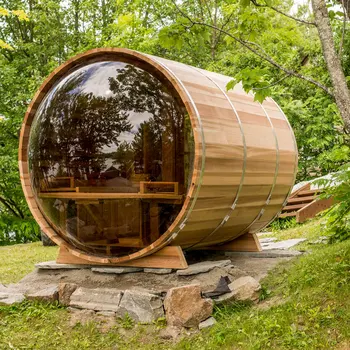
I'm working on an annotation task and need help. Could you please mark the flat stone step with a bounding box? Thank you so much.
[36,261,92,270]
[177,260,232,276]
[92,267,143,274]
[225,250,302,258]
[70,287,123,312]
[261,238,306,250]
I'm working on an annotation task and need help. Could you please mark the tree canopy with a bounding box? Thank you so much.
[0,0,349,243]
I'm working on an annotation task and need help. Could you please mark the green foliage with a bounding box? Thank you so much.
[316,165,350,242]
[0,215,39,245]
[2,228,350,349]
[119,313,134,329]
[0,0,349,246]
[269,217,298,232]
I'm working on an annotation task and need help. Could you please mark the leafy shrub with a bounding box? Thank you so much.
[0,215,40,245]
[269,217,298,232]
[316,164,350,242]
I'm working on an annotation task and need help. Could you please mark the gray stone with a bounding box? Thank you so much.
[144,268,173,275]
[0,292,25,305]
[228,276,261,301]
[199,317,217,330]
[214,276,261,304]
[116,290,164,323]
[225,249,302,258]
[0,284,8,292]
[261,238,306,250]
[164,284,214,328]
[70,287,123,312]
[26,285,58,302]
[176,260,232,276]
[92,267,143,274]
[59,282,78,306]
[35,261,91,270]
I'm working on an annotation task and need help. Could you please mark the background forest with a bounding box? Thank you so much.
[0,0,349,244]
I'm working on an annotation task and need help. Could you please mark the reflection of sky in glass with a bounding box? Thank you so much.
[35,61,157,158]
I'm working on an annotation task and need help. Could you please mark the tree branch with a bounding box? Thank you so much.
[171,1,333,97]
[250,0,316,26]
[253,73,291,90]
[0,196,22,218]
[338,0,347,57]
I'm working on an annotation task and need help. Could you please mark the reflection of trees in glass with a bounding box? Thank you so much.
[29,60,192,193]
[108,64,186,186]
[29,67,132,186]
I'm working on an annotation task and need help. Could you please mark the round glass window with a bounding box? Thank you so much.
[28,60,195,257]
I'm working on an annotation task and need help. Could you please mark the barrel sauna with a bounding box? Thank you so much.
[19,48,298,269]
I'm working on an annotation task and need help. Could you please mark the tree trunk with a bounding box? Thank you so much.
[311,0,350,133]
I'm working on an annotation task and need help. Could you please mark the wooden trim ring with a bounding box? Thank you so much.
[19,48,204,264]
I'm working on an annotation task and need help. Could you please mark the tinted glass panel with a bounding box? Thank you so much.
[28,60,194,257]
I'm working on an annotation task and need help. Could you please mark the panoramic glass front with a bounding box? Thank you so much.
[28,60,194,257]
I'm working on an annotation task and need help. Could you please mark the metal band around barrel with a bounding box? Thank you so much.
[218,94,280,243]
[262,99,298,227]
[149,56,206,241]
[186,67,248,249]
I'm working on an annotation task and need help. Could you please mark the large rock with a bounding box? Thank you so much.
[214,276,261,304]
[0,292,25,305]
[176,260,232,276]
[164,284,213,328]
[70,287,123,312]
[229,276,261,301]
[116,290,164,323]
[26,285,58,302]
[59,282,78,306]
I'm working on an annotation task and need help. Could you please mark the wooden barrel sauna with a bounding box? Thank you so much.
[19,48,298,268]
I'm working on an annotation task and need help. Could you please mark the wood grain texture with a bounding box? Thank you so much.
[296,198,333,223]
[193,233,262,252]
[19,48,298,265]
[57,244,188,269]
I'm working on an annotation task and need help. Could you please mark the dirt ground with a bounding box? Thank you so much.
[10,251,291,294]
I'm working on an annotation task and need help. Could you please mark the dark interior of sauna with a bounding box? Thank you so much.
[28,60,195,257]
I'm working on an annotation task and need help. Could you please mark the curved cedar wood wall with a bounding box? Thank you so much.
[19,48,297,263]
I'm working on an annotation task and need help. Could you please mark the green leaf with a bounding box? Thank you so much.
[226,79,237,91]
[328,10,335,20]
[240,0,251,8]
[254,88,271,103]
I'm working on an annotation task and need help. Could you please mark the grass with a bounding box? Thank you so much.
[1,221,350,349]
[0,242,58,284]
[264,217,332,251]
